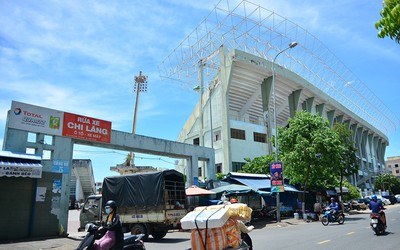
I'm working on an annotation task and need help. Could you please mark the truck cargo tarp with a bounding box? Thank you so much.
[102,169,184,208]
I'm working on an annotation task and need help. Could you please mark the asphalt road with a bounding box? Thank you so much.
[1,205,399,250]
[143,204,400,250]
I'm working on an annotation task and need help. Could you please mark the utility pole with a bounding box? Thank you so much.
[130,71,148,167]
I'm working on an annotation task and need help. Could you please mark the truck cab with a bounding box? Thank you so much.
[79,194,102,231]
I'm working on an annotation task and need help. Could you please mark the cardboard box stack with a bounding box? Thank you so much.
[180,203,253,250]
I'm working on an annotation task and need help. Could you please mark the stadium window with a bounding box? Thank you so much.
[198,167,202,177]
[253,132,266,143]
[232,162,245,172]
[214,130,221,141]
[216,163,222,173]
[231,128,245,140]
[395,164,399,168]
[193,137,199,145]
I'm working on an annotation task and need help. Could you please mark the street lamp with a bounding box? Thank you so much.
[272,41,298,222]
[130,71,148,167]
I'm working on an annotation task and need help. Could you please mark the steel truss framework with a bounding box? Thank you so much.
[158,0,399,136]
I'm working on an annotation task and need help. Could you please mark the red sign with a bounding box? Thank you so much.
[62,112,111,143]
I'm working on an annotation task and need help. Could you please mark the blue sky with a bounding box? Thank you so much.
[1,0,399,182]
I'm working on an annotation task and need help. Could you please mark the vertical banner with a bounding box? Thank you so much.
[270,161,284,192]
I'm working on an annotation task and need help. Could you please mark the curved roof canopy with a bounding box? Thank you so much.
[159,0,399,136]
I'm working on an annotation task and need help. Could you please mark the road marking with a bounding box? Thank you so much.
[346,232,355,235]
[318,240,331,244]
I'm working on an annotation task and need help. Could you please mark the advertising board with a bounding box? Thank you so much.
[8,101,111,143]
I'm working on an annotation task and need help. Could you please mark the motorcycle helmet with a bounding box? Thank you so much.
[230,198,238,203]
[371,195,377,201]
[105,200,117,213]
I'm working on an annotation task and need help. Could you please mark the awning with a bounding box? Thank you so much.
[0,161,42,178]
[284,184,301,192]
[326,190,337,196]
[335,187,349,193]
[230,177,271,189]
[210,183,271,196]
[210,184,258,194]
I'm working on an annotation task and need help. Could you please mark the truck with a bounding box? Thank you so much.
[79,169,187,240]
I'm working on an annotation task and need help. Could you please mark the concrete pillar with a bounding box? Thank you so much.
[361,130,368,159]
[316,103,325,117]
[261,77,273,113]
[302,97,314,113]
[288,89,302,118]
[335,115,344,124]
[327,110,335,128]
[186,157,194,187]
[219,46,234,173]
[261,77,273,154]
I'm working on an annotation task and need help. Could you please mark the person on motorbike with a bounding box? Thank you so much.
[369,195,386,227]
[93,200,124,250]
[328,197,339,220]
[230,198,254,250]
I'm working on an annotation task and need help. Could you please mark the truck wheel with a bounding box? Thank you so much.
[131,224,148,240]
[152,229,168,239]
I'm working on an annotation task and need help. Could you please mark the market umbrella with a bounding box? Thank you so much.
[185,185,216,196]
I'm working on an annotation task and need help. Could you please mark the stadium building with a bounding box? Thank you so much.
[159,0,399,193]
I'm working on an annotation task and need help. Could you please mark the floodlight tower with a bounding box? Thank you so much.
[130,71,148,167]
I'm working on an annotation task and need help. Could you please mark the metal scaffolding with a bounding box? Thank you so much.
[158,0,399,136]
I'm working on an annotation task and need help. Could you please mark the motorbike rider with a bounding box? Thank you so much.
[369,195,386,227]
[93,200,124,250]
[328,197,339,220]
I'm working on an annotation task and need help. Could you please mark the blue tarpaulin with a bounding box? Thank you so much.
[224,172,301,192]
[229,177,271,189]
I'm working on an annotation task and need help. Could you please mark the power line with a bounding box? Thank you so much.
[73,150,176,165]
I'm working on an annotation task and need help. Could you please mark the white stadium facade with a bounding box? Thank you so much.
[158,0,399,193]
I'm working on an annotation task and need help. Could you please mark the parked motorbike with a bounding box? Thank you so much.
[370,212,386,235]
[76,223,146,250]
[321,207,345,226]
[252,205,277,219]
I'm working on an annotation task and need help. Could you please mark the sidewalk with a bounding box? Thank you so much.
[0,210,85,250]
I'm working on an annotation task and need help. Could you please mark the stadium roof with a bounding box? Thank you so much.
[158,0,399,136]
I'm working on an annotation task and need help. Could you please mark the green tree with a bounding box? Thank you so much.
[333,179,361,201]
[278,111,343,214]
[374,173,400,194]
[124,153,133,166]
[332,123,360,202]
[375,0,400,44]
[241,155,275,174]
[216,173,226,180]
